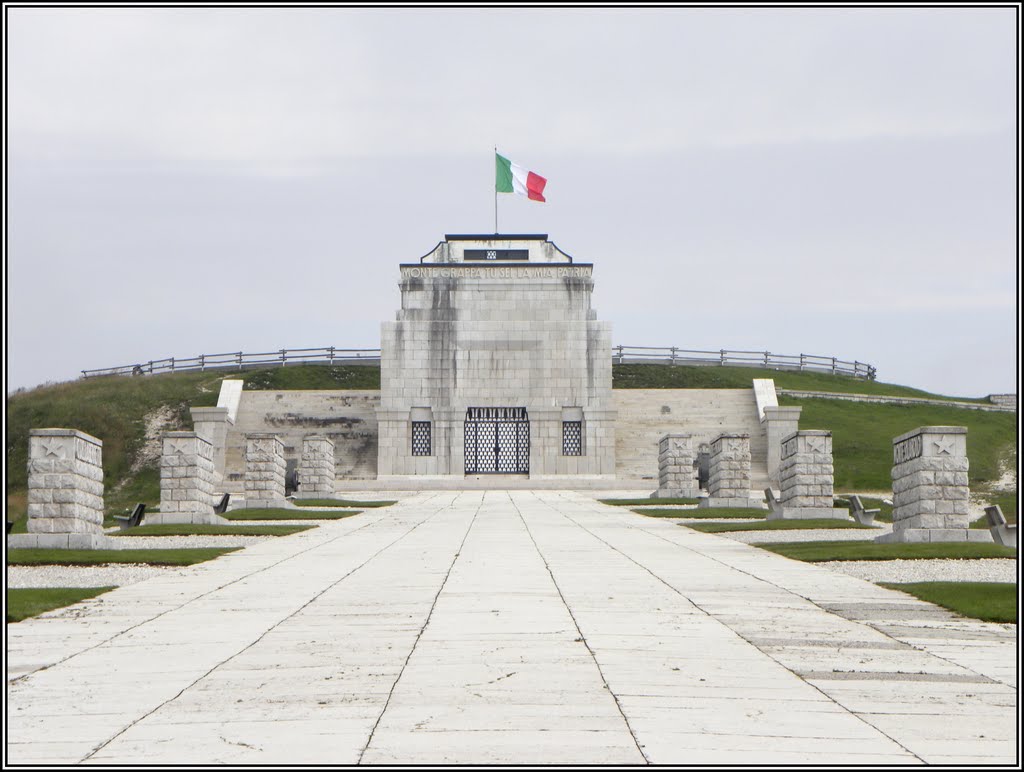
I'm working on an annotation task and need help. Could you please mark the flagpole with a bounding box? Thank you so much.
[494,145,498,234]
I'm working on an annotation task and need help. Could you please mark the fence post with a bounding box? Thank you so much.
[237,352,243,370]
[831,357,837,374]
[329,346,335,364]
[799,354,805,371]
[764,351,769,367]
[617,345,624,364]
[720,349,726,366]
[670,346,677,365]
[170,357,175,372]
[148,361,153,375]
[199,354,205,372]
[280,349,287,367]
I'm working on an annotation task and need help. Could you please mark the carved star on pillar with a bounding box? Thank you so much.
[167,439,191,455]
[932,438,955,456]
[806,437,826,454]
[38,439,68,459]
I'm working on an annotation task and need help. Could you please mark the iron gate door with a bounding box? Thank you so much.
[464,407,530,474]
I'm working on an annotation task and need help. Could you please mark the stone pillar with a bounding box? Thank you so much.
[698,433,761,508]
[22,429,105,548]
[154,432,219,524]
[878,426,990,543]
[763,406,802,486]
[245,433,286,506]
[190,406,233,480]
[654,434,699,498]
[773,430,842,520]
[299,435,336,498]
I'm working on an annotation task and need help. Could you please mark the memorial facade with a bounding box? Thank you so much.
[376,235,616,480]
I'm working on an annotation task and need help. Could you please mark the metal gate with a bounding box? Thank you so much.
[464,407,530,474]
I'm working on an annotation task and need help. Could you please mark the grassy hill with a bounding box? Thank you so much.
[6,364,1015,527]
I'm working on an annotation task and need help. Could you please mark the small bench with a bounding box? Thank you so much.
[763,488,784,517]
[849,495,880,526]
[985,505,1018,548]
[114,503,146,530]
[213,493,231,515]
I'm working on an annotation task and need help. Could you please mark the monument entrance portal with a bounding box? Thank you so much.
[464,407,530,474]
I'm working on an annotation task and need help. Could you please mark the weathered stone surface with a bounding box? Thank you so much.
[26,429,104,537]
[775,430,837,517]
[377,236,616,480]
[299,435,336,497]
[698,434,761,508]
[157,432,216,517]
[656,433,698,497]
[881,426,977,543]
[245,433,286,503]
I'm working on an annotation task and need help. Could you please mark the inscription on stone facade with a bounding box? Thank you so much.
[893,434,923,464]
[400,265,592,280]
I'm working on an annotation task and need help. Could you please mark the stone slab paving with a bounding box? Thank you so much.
[6,491,1017,765]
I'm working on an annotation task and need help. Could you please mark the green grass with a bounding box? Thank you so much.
[7,587,116,623]
[601,497,700,506]
[5,366,379,523]
[834,496,894,523]
[113,524,314,537]
[779,397,1017,491]
[6,548,240,566]
[880,582,1018,624]
[611,364,988,401]
[632,507,767,519]
[293,498,395,508]
[241,366,380,391]
[971,491,1018,528]
[685,518,872,533]
[223,508,362,521]
[758,541,1017,562]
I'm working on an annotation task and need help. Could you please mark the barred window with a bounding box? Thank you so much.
[562,421,583,456]
[412,421,432,456]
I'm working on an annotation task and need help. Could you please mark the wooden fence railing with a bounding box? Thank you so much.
[611,346,876,379]
[82,345,876,380]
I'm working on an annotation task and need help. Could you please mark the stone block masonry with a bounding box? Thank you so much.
[12,429,108,549]
[245,433,286,505]
[773,430,844,520]
[299,435,336,497]
[877,426,991,544]
[698,433,762,509]
[27,429,104,534]
[655,434,698,498]
[153,432,220,524]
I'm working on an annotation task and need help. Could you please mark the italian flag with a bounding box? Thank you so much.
[496,153,547,202]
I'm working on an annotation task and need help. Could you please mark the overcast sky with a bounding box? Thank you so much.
[6,7,1019,398]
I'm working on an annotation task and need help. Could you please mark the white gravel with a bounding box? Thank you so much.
[720,526,892,543]
[104,535,273,549]
[7,564,183,589]
[819,559,1018,584]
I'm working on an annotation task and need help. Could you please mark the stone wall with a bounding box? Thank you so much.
[775,430,839,519]
[880,426,989,543]
[225,391,379,488]
[700,433,759,508]
[27,429,104,535]
[378,238,616,479]
[245,433,286,504]
[157,432,217,521]
[613,389,768,487]
[656,434,698,497]
[299,435,336,497]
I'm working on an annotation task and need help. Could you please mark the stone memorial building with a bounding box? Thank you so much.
[211,233,776,494]
[376,235,616,482]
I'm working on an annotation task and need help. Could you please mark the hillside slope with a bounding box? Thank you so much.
[6,365,1015,526]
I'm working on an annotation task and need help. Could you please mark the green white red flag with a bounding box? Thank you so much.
[495,153,547,202]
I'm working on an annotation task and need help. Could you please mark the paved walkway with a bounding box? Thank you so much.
[7,491,1017,765]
